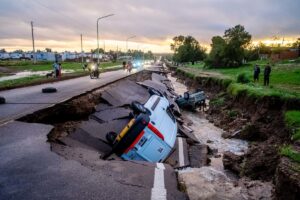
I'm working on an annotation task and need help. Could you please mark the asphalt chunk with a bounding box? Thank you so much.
[91,107,131,122]
[101,79,149,107]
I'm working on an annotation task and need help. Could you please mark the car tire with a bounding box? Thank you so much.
[106,131,118,145]
[184,92,190,100]
[0,96,6,104]
[42,87,57,93]
[131,101,147,114]
[148,88,163,97]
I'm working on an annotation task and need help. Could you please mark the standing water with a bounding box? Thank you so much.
[168,74,247,171]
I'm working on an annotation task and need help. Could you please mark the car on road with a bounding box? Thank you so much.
[132,59,143,68]
[175,90,206,110]
[105,91,177,162]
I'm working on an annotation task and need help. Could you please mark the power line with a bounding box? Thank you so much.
[33,0,94,32]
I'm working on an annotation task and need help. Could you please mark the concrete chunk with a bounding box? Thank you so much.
[91,107,131,122]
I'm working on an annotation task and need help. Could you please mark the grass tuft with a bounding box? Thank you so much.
[285,111,300,141]
[280,145,300,163]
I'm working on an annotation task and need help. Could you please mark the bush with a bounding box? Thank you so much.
[210,97,225,106]
[280,145,300,163]
[227,110,238,118]
[237,73,250,84]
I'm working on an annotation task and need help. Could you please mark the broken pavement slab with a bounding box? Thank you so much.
[101,79,150,107]
[79,118,130,142]
[0,120,186,200]
[91,107,131,122]
[0,70,138,125]
[166,137,190,168]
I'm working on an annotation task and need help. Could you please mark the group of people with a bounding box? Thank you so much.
[253,63,271,86]
[122,61,132,73]
[52,61,62,78]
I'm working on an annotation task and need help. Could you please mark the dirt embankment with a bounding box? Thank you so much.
[173,67,300,199]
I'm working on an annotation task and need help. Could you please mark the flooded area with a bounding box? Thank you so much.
[168,73,248,170]
[0,69,75,82]
[169,73,273,200]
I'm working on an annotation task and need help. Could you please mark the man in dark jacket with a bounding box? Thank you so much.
[264,63,271,86]
[253,64,260,82]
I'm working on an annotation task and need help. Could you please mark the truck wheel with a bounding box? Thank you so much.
[184,92,190,100]
[42,87,57,93]
[131,101,147,114]
[106,132,117,145]
[148,88,162,97]
[0,96,6,104]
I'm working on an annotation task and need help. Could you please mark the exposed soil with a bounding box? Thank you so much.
[18,70,152,142]
[175,71,289,180]
[173,68,300,199]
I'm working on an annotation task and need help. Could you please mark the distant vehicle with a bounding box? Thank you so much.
[132,59,143,68]
[104,89,177,162]
[88,62,99,79]
[175,90,206,110]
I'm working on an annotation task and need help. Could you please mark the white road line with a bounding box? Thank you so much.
[178,137,185,166]
[151,163,167,200]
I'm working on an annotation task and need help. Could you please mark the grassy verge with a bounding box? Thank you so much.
[177,59,300,100]
[285,111,300,141]
[280,145,300,163]
[0,61,121,72]
[0,66,122,91]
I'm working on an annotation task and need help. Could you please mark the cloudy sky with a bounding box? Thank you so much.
[0,0,299,52]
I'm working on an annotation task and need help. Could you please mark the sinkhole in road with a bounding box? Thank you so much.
[17,71,155,159]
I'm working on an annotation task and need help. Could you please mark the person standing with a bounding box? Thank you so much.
[122,61,126,70]
[264,63,271,86]
[58,63,62,78]
[52,61,59,78]
[253,64,260,82]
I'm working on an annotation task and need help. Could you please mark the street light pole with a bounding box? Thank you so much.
[80,34,83,65]
[31,21,36,64]
[126,35,136,54]
[97,14,114,65]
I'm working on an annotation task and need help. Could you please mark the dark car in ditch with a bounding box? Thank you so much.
[175,90,206,110]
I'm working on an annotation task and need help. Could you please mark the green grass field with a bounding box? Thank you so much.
[0,60,121,72]
[184,59,300,99]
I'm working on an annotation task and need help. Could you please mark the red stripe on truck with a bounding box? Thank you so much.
[148,123,164,141]
[124,130,145,153]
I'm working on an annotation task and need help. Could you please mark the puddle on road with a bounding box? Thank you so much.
[0,69,75,82]
[168,73,248,171]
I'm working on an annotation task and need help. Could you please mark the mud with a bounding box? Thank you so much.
[169,73,274,199]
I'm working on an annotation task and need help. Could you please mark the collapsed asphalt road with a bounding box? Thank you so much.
[0,69,139,125]
[0,66,197,200]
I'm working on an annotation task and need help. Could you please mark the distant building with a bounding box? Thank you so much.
[35,52,56,61]
[9,52,23,59]
[0,52,10,60]
[270,48,299,61]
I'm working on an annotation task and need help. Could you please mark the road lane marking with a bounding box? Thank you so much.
[151,163,167,200]
[178,137,185,166]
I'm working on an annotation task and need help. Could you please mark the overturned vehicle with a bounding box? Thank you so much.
[104,90,177,162]
[175,90,206,110]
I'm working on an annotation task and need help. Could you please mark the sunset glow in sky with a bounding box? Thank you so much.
[0,0,299,53]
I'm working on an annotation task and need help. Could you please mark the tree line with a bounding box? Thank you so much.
[170,25,300,68]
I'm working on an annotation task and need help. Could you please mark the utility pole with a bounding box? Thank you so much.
[97,14,114,65]
[80,34,83,65]
[103,40,106,53]
[31,21,36,64]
